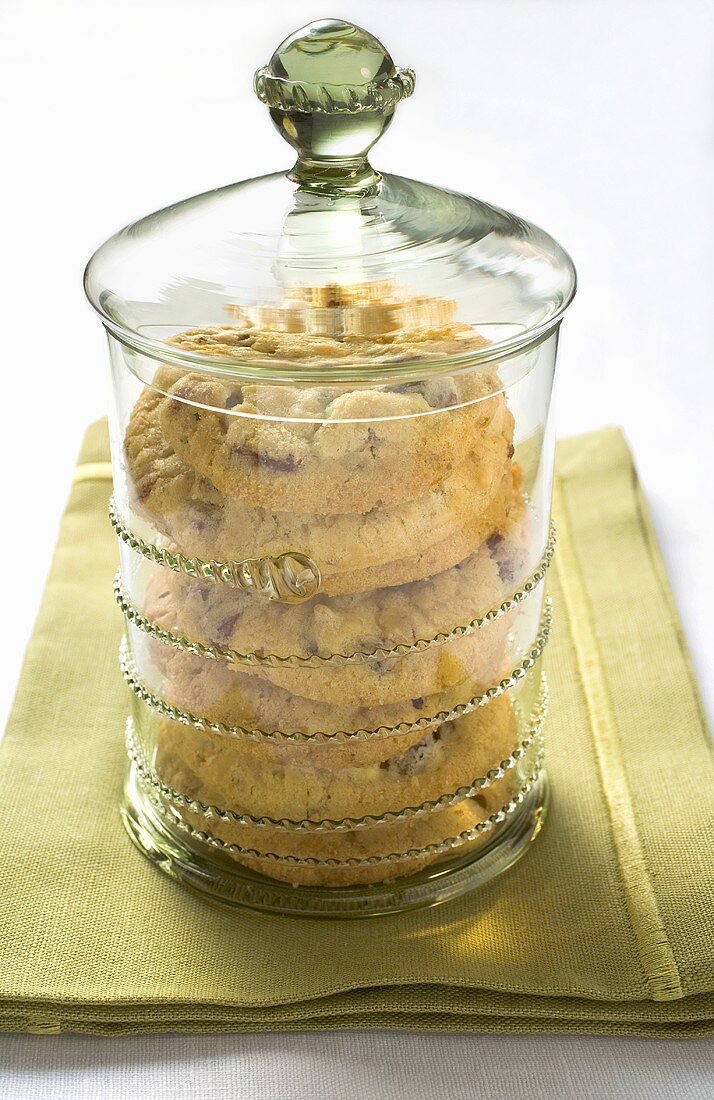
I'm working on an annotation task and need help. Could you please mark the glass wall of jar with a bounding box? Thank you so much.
[106,316,555,914]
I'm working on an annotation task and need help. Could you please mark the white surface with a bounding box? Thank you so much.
[3,1032,714,1100]
[1,0,712,1096]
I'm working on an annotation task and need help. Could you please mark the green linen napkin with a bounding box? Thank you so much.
[1,423,712,1037]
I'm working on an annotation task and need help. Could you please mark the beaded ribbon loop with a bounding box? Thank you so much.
[111,496,554,615]
[110,498,321,604]
[113,522,555,668]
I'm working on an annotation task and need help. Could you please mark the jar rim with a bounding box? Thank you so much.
[88,288,576,386]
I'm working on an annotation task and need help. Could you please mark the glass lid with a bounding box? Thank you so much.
[84,18,576,383]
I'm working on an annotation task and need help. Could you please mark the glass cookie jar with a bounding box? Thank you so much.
[84,19,575,917]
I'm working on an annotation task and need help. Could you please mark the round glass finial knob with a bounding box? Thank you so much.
[254,19,415,193]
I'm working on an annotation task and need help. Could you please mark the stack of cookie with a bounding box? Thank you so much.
[120,284,542,887]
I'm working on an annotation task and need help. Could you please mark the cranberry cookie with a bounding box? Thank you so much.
[152,695,530,886]
[154,282,506,517]
[124,387,515,596]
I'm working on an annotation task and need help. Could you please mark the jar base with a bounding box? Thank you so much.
[120,763,549,919]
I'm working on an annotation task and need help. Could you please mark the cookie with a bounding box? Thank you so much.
[156,366,510,515]
[124,388,515,597]
[221,782,518,887]
[136,484,532,708]
[123,386,198,522]
[152,695,533,886]
[169,277,490,358]
[134,633,515,766]
[153,691,519,823]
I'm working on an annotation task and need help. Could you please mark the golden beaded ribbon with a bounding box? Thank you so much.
[110,496,555,617]
[124,675,547,833]
[119,602,551,744]
[134,751,545,868]
[113,528,555,668]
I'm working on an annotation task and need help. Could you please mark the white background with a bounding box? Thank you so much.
[1,0,712,1096]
